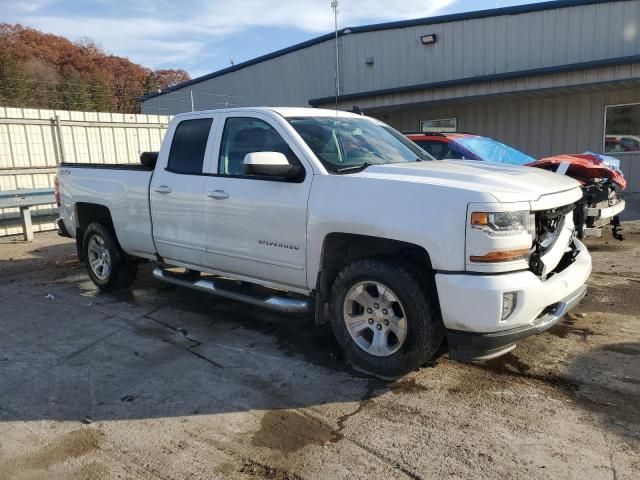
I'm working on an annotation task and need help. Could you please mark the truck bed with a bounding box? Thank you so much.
[60,162,154,171]
[58,162,156,259]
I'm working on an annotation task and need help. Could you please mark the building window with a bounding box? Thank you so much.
[604,103,640,153]
[420,117,457,133]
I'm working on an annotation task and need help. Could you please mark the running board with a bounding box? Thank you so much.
[152,267,310,314]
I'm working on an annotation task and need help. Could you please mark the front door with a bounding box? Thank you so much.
[203,114,311,290]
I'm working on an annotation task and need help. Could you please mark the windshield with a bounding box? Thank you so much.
[287,116,431,172]
[455,136,535,165]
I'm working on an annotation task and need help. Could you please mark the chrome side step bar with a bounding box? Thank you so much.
[152,267,310,314]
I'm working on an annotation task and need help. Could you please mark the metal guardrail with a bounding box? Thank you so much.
[0,188,56,241]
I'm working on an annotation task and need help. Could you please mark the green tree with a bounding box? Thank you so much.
[0,54,27,106]
[89,80,113,112]
[57,70,93,111]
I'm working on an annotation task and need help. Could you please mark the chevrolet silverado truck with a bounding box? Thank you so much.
[56,107,592,377]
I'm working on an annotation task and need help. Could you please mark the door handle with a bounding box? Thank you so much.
[154,185,172,194]
[207,190,230,200]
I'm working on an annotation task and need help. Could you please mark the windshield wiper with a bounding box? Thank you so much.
[335,162,374,174]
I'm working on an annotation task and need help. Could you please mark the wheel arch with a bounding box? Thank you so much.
[315,233,434,312]
[74,203,118,261]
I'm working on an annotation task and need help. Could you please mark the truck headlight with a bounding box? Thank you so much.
[466,206,535,271]
[470,211,535,237]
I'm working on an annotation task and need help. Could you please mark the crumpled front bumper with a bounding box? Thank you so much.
[436,239,592,361]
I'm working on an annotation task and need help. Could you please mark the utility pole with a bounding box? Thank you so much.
[331,0,339,111]
[190,90,195,112]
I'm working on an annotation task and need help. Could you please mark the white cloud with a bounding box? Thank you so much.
[7,0,455,70]
[196,0,456,33]
[1,0,51,14]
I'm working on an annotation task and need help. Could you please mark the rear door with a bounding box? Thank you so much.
[150,116,216,267]
[203,113,311,290]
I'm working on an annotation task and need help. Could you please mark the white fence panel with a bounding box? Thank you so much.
[0,107,170,236]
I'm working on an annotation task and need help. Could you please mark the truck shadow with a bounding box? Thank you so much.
[1,246,441,425]
[0,237,637,448]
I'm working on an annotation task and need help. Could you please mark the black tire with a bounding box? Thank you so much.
[82,222,137,290]
[331,258,444,378]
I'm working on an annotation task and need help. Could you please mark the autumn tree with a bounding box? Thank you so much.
[148,69,191,90]
[20,59,60,108]
[0,23,186,113]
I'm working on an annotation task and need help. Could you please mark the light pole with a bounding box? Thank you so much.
[331,0,339,110]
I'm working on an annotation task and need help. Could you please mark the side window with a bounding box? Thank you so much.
[167,118,213,174]
[218,117,300,176]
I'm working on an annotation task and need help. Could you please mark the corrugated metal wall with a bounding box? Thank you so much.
[339,0,640,95]
[142,0,640,114]
[0,108,170,236]
[330,64,640,110]
[141,38,336,114]
[380,85,640,193]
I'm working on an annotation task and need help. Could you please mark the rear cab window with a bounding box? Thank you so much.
[167,118,213,174]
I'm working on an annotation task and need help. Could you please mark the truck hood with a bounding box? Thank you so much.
[356,160,581,203]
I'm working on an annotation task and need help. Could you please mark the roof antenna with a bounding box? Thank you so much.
[331,0,340,114]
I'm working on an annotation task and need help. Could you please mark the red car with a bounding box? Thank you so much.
[406,132,626,239]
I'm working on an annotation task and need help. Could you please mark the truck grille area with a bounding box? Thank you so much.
[529,203,576,278]
[548,241,579,276]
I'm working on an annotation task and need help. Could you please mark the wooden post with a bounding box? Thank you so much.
[19,206,34,242]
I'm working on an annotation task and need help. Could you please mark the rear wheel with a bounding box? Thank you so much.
[331,258,443,378]
[83,222,137,290]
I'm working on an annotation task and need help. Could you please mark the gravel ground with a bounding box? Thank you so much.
[0,225,639,480]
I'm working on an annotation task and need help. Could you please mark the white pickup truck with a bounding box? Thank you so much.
[56,107,592,377]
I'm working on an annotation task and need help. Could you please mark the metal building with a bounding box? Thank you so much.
[141,0,640,191]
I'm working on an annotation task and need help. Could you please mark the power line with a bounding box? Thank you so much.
[0,87,143,101]
[0,77,248,101]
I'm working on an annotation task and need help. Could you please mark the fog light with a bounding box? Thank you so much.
[502,292,518,320]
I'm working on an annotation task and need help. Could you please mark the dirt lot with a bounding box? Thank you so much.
[0,224,639,480]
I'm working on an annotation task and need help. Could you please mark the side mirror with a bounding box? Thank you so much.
[244,151,299,178]
[140,151,159,168]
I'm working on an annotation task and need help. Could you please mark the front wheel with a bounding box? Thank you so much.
[83,222,137,290]
[331,258,444,378]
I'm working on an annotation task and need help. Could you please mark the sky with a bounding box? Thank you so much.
[1,0,546,79]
